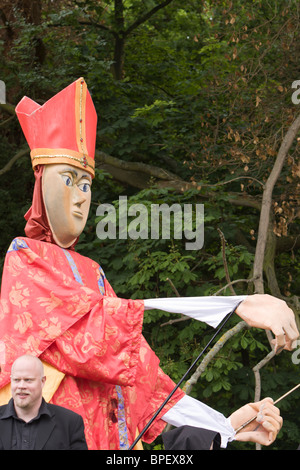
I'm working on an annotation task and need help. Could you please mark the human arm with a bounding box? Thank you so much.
[235,294,299,352]
[162,395,282,448]
[144,296,246,328]
[162,394,235,448]
[229,397,283,446]
[144,294,299,352]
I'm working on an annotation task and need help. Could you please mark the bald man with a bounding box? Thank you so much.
[0,355,88,450]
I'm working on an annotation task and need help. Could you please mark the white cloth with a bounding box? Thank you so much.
[162,395,236,448]
[144,295,247,447]
[144,295,247,328]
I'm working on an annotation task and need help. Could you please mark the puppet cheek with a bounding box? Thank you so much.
[42,167,78,248]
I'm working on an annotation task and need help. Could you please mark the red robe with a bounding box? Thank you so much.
[0,236,184,449]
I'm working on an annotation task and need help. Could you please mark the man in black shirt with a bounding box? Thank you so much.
[0,355,88,450]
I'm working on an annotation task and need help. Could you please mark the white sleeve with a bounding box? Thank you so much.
[162,394,236,448]
[144,296,247,328]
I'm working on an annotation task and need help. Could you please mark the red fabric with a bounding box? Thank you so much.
[15,78,97,159]
[5,77,185,449]
[0,238,184,449]
[24,166,53,244]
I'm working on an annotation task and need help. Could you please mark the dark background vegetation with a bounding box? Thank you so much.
[0,0,299,449]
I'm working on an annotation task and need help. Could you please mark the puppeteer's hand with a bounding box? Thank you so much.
[235,294,299,352]
[229,398,283,446]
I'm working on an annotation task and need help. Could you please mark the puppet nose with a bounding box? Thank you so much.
[73,187,86,206]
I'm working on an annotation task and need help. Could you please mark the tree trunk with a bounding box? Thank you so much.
[112,0,125,80]
[263,220,282,298]
[253,113,300,295]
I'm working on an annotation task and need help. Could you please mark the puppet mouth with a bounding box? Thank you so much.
[72,210,83,218]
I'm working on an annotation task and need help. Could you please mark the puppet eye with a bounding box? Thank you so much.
[78,182,91,193]
[61,175,72,187]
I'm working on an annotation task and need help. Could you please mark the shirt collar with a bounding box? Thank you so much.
[0,398,51,421]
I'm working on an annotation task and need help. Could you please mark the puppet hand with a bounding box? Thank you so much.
[235,294,299,352]
[229,398,283,446]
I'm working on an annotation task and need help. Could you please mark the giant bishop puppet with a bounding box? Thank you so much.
[0,78,298,450]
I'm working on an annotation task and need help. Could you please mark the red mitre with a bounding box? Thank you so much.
[15,77,97,178]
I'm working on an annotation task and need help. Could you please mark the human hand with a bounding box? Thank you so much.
[229,398,283,446]
[235,294,299,352]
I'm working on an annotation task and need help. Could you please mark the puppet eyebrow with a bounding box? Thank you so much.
[60,168,91,181]
[80,174,91,181]
[60,167,78,177]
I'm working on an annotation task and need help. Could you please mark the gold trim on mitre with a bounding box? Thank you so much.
[75,78,88,158]
[31,148,95,177]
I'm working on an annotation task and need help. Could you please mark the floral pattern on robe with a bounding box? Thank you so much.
[0,237,184,449]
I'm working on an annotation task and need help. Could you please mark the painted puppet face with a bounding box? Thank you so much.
[42,164,92,248]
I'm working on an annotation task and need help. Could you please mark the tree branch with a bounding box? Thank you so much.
[183,321,249,395]
[252,349,277,403]
[0,146,29,176]
[213,277,258,296]
[0,103,16,115]
[95,149,181,181]
[252,348,277,450]
[263,219,282,298]
[95,150,262,209]
[125,0,175,36]
[253,113,300,294]
[217,228,236,295]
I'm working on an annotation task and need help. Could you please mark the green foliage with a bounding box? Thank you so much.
[0,0,299,450]
[203,245,254,283]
